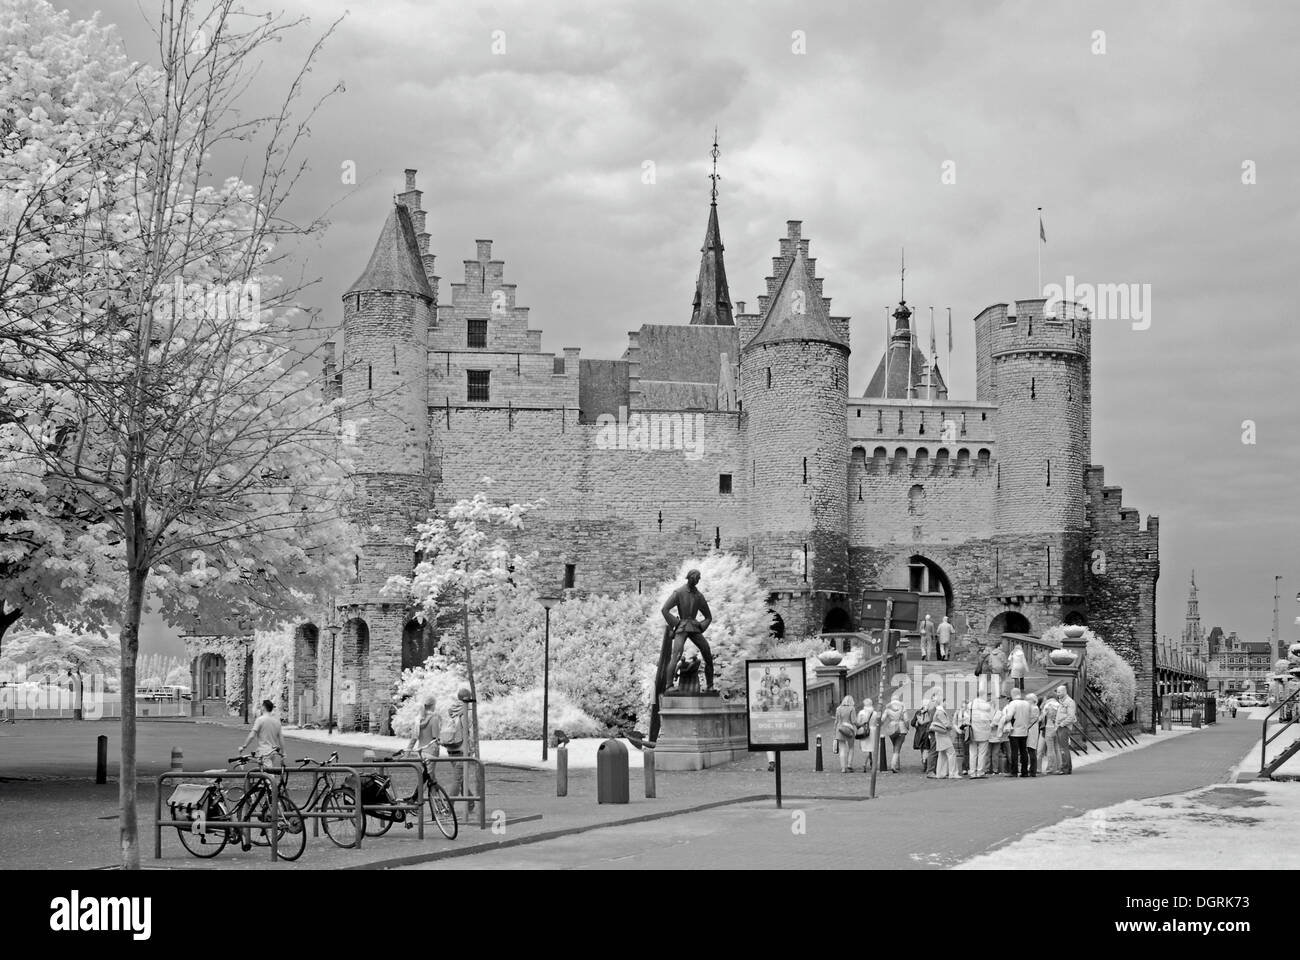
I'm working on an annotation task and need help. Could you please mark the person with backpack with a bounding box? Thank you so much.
[440,686,475,812]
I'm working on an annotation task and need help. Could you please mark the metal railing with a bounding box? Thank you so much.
[346,760,428,840]
[276,764,364,847]
[1260,687,1300,777]
[417,755,488,830]
[154,770,284,862]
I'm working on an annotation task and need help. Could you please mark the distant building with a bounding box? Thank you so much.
[1180,570,1205,658]
[1206,631,1274,693]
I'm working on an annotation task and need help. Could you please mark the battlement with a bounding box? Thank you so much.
[852,443,994,478]
[1086,465,1158,536]
[976,299,1092,362]
[849,399,997,445]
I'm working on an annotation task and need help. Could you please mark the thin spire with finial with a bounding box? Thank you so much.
[900,247,906,303]
[709,127,720,205]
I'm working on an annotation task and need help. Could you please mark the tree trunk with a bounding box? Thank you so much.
[119,565,146,870]
[462,596,480,758]
[0,605,21,654]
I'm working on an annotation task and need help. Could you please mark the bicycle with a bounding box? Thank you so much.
[291,751,363,849]
[173,755,306,860]
[360,750,457,840]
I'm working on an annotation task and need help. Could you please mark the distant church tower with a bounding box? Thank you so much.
[1182,570,1204,658]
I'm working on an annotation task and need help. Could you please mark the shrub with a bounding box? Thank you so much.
[390,658,467,740]
[476,687,601,740]
[1040,624,1137,718]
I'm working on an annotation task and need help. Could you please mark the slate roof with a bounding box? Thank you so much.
[345,203,434,300]
[743,244,846,350]
[690,202,734,326]
[862,302,947,398]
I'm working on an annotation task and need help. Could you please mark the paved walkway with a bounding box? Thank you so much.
[407,714,1262,869]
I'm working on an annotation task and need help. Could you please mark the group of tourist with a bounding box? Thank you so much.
[831,685,1078,779]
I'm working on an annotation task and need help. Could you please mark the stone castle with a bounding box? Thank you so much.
[289,163,1160,730]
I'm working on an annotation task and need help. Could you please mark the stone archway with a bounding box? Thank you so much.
[988,611,1032,636]
[821,607,853,633]
[402,619,435,671]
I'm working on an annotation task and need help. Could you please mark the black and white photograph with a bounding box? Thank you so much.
[1,0,1296,938]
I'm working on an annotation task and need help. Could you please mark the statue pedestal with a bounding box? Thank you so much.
[655,693,750,771]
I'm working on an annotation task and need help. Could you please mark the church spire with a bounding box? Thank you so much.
[690,129,734,326]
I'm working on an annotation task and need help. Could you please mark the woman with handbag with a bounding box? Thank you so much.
[910,697,935,774]
[834,695,857,773]
[882,697,908,772]
[857,698,881,771]
[987,696,1009,776]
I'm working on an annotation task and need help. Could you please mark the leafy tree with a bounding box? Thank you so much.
[385,487,541,759]
[1,626,118,717]
[0,0,350,868]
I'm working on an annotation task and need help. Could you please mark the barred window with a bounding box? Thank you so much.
[467,370,490,402]
[467,319,487,349]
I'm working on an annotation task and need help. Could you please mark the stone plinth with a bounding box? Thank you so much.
[655,693,750,771]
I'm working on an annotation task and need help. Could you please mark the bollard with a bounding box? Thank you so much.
[644,745,656,799]
[556,744,568,797]
[96,735,108,784]
[815,734,823,772]
[170,747,183,771]
[596,739,629,804]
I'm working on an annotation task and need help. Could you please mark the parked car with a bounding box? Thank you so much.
[1236,693,1263,707]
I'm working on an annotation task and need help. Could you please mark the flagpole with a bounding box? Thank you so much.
[946,307,952,399]
[1037,206,1043,297]
[884,306,890,398]
[928,306,936,400]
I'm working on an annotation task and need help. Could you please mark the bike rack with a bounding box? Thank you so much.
[277,764,365,848]
[154,770,283,862]
[418,756,488,831]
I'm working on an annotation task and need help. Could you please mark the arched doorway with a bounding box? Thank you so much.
[292,623,319,725]
[402,619,434,671]
[768,611,786,640]
[822,607,853,633]
[196,653,227,717]
[988,611,1032,636]
[342,617,370,732]
[907,555,954,616]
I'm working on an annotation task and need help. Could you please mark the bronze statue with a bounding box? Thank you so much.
[648,569,715,742]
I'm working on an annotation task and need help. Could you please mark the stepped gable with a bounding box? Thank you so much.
[345,203,434,301]
[743,241,846,351]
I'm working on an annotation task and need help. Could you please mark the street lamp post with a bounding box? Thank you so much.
[326,622,339,736]
[539,594,560,760]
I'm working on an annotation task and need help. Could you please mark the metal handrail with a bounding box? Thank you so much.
[154,770,283,862]
[1260,687,1300,776]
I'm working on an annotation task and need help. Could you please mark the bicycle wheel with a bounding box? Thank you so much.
[176,803,229,858]
[321,786,361,849]
[426,782,458,840]
[244,789,306,860]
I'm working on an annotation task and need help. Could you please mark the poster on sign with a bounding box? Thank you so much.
[746,658,808,751]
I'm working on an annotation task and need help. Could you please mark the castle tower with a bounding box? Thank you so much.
[333,190,435,731]
[1182,570,1204,658]
[975,298,1092,628]
[740,224,849,636]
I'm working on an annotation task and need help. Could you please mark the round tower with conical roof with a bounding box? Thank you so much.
[333,196,434,731]
[740,223,850,637]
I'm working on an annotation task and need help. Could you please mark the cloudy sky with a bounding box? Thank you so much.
[63,0,1300,655]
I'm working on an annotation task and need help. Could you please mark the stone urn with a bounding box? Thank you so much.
[1063,625,1087,640]
[817,649,843,667]
[1049,648,1078,666]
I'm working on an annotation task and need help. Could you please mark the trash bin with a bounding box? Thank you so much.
[596,738,629,804]
[1191,709,1202,728]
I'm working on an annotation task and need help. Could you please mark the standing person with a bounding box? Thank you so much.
[1040,690,1061,774]
[1024,692,1042,777]
[921,615,936,661]
[967,691,993,778]
[937,616,955,662]
[407,693,441,776]
[238,699,284,772]
[987,696,1009,775]
[954,699,970,775]
[834,695,857,773]
[882,697,908,772]
[974,644,991,698]
[857,698,881,771]
[987,643,1008,700]
[441,686,476,812]
[1055,684,1077,775]
[929,695,959,779]
[1009,645,1028,691]
[1005,689,1032,777]
[911,696,935,774]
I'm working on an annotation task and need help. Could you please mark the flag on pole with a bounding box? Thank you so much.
[929,306,936,358]
[947,307,953,352]
[1039,210,1046,243]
